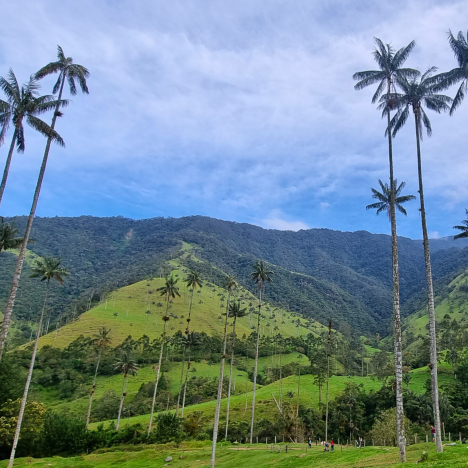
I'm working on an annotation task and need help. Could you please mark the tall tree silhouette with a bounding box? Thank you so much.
[390,67,452,453]
[0,47,88,361]
[353,38,418,462]
[249,260,273,443]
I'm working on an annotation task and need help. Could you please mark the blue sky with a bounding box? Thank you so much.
[1,0,467,239]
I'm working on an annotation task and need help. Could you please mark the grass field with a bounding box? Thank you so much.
[36,258,325,350]
[85,366,451,430]
[2,441,467,467]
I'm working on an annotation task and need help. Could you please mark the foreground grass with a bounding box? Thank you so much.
[2,442,467,467]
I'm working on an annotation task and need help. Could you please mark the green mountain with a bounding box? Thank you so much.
[3,215,468,338]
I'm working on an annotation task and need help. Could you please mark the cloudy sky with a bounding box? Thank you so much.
[1,0,467,239]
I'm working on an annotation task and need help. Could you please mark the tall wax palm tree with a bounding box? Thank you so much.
[8,257,69,468]
[249,260,273,443]
[324,319,333,444]
[453,209,468,239]
[180,331,202,417]
[148,275,180,435]
[390,67,452,453]
[86,327,112,427]
[353,38,418,462]
[0,218,26,254]
[0,70,66,206]
[225,300,247,440]
[114,351,139,431]
[0,47,89,361]
[211,276,237,468]
[176,270,202,416]
[432,30,468,114]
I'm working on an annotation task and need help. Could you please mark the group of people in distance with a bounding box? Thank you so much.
[308,437,335,452]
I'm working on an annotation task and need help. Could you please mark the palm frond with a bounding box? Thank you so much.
[393,40,416,68]
[448,30,467,67]
[366,201,385,211]
[26,115,65,146]
[67,74,77,95]
[450,82,467,115]
[35,61,62,80]
[371,79,386,104]
[391,105,410,137]
[15,125,25,152]
[420,108,432,138]
[395,204,408,216]
[353,71,385,91]
[57,45,66,62]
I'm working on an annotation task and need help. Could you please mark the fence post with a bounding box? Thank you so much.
[384,439,386,447]
[364,439,366,447]
[449,432,451,442]
[266,437,268,444]
[415,435,417,444]
[426,434,428,443]
[460,432,462,442]
[275,436,277,444]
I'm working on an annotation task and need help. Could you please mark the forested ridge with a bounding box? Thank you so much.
[2,215,468,336]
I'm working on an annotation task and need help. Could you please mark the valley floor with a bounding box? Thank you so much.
[2,442,467,467]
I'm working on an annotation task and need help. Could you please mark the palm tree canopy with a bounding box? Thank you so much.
[0,69,68,151]
[223,275,238,292]
[29,256,70,285]
[35,45,90,95]
[431,30,468,114]
[228,301,247,318]
[157,276,181,301]
[185,269,203,291]
[0,217,25,251]
[250,260,274,290]
[453,209,468,240]
[181,331,202,349]
[90,327,112,350]
[385,68,452,139]
[353,38,419,104]
[114,352,139,376]
[366,179,416,217]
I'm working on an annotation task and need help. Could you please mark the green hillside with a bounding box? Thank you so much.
[36,259,323,350]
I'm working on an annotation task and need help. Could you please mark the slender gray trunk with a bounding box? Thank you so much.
[325,352,330,441]
[249,287,262,443]
[387,86,406,462]
[0,78,66,361]
[225,315,238,439]
[175,346,186,416]
[0,130,17,208]
[116,374,127,431]
[414,111,442,453]
[211,290,231,467]
[148,305,169,435]
[8,280,49,468]
[86,351,101,428]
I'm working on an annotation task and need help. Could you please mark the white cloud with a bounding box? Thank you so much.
[260,210,309,231]
[320,202,331,210]
[429,231,440,239]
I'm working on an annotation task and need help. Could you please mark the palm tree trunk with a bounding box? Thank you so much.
[86,351,101,428]
[0,78,66,361]
[279,343,283,409]
[181,367,188,418]
[225,315,238,440]
[8,280,50,468]
[211,290,231,467]
[387,88,406,462]
[414,112,442,453]
[325,352,330,442]
[249,287,262,443]
[175,346,186,416]
[116,374,127,431]
[148,307,169,435]
[0,130,17,208]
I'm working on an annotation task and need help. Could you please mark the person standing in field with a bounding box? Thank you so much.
[330,439,335,452]
[431,426,436,442]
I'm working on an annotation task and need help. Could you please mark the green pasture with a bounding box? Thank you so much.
[2,441,467,467]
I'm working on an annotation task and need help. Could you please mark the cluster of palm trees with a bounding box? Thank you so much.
[0,46,89,361]
[355,30,468,462]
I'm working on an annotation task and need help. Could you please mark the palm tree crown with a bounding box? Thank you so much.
[388,68,452,139]
[228,301,247,319]
[157,276,181,303]
[35,45,90,96]
[453,209,468,240]
[432,30,468,114]
[114,352,139,377]
[29,257,69,285]
[353,38,419,104]
[0,70,67,151]
[90,327,112,350]
[223,275,237,292]
[0,218,25,253]
[249,260,273,290]
[185,269,203,291]
[366,180,416,217]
